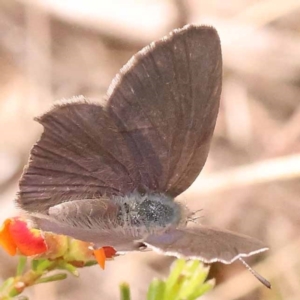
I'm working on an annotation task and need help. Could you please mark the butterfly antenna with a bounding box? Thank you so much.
[239,257,271,289]
[188,209,204,224]
[193,209,203,214]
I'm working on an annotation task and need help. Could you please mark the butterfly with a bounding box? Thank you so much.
[16,24,270,288]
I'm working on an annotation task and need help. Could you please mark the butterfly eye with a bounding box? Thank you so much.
[135,242,147,251]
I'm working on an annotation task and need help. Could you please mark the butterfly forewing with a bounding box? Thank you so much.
[107,25,222,196]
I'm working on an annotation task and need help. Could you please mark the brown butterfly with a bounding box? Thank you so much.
[16,25,270,288]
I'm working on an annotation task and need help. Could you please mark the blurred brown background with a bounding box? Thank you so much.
[1,0,300,299]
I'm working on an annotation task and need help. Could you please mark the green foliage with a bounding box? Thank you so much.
[0,257,214,299]
[120,283,131,300]
[119,259,215,300]
[0,257,74,299]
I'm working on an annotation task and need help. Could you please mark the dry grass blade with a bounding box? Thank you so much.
[187,154,300,196]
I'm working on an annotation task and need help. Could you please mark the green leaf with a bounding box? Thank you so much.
[177,264,211,300]
[31,259,53,272]
[147,279,165,300]
[84,260,97,267]
[192,264,210,286]
[57,261,79,277]
[35,273,67,284]
[31,259,39,271]
[149,259,215,300]
[165,259,185,287]
[16,257,27,276]
[8,286,23,298]
[187,279,215,300]
[0,277,14,294]
[184,260,201,276]
[119,282,131,300]
[164,259,188,300]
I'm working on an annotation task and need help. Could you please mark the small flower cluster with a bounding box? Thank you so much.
[0,217,116,268]
[0,217,117,299]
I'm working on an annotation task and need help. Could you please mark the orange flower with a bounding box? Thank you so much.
[0,218,47,256]
[93,246,117,269]
[0,217,117,269]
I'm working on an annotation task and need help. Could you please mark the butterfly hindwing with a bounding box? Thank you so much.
[144,227,268,264]
[17,100,140,214]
